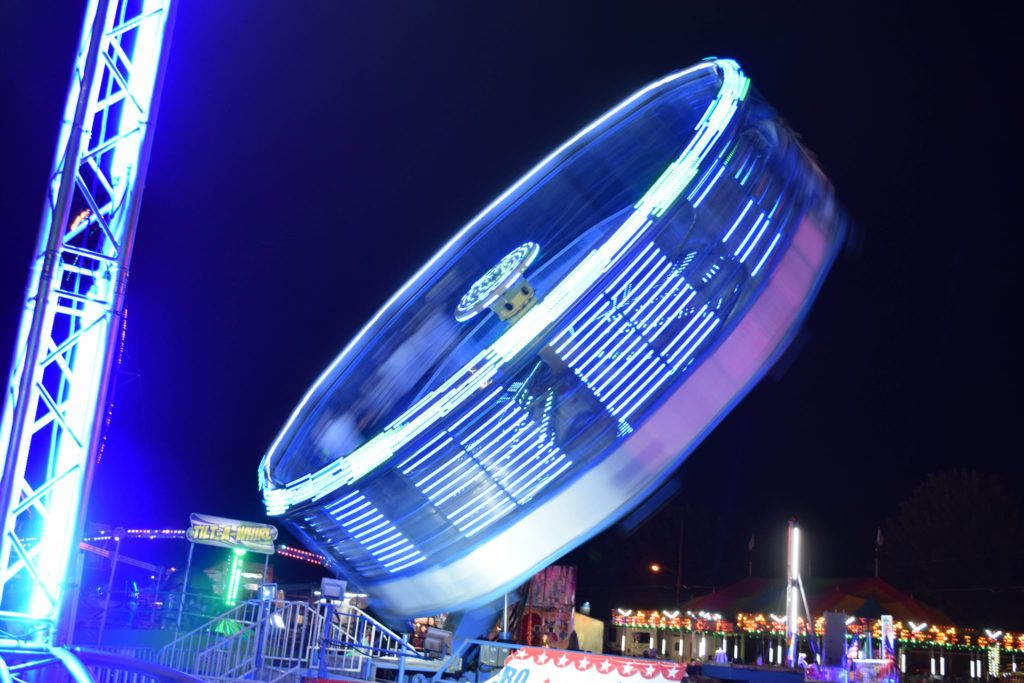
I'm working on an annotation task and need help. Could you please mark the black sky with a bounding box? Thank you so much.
[0,2,1019,623]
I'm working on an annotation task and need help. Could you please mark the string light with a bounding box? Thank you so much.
[83,528,187,541]
[276,544,328,566]
[79,531,328,568]
[610,609,1024,653]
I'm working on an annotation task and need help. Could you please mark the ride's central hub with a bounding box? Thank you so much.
[455,241,539,323]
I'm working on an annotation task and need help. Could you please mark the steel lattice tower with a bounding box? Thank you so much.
[0,0,175,645]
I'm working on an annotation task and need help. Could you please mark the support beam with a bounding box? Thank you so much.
[0,0,175,642]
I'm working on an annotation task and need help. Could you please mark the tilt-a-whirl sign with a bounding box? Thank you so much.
[186,513,278,555]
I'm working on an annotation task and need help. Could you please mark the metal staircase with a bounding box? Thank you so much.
[156,599,434,682]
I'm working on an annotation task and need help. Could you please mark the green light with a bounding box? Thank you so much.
[723,144,738,166]
[739,76,751,100]
[225,548,246,605]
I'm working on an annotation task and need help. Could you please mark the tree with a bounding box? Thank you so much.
[883,469,1024,628]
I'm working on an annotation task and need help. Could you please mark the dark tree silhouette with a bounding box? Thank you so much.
[882,469,1024,628]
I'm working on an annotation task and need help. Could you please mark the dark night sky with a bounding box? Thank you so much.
[0,2,1019,623]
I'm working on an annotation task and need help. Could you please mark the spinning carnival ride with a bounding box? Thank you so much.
[260,59,847,618]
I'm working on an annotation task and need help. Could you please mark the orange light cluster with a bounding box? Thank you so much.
[612,610,732,633]
[735,612,823,636]
[735,614,1024,653]
[617,610,1024,653]
[68,209,91,232]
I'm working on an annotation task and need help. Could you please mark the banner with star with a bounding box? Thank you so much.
[502,647,685,683]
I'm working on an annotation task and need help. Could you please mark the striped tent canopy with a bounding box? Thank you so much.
[682,576,952,625]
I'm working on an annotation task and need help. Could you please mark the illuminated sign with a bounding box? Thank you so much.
[186,513,278,555]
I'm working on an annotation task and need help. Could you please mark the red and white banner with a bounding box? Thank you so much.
[501,648,685,683]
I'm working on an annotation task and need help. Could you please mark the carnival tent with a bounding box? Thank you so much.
[682,577,952,625]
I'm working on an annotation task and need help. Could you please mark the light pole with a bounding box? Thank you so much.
[786,519,800,668]
[649,514,684,605]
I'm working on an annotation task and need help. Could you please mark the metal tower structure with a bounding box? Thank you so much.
[0,0,175,645]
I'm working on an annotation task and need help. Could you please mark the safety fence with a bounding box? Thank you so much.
[156,599,434,682]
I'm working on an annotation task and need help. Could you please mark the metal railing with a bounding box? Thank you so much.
[156,599,435,682]
[0,644,201,683]
[428,639,522,683]
[84,646,160,683]
[159,600,266,680]
[314,601,432,679]
[77,588,238,635]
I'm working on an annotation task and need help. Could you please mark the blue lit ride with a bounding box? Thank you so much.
[260,59,846,618]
